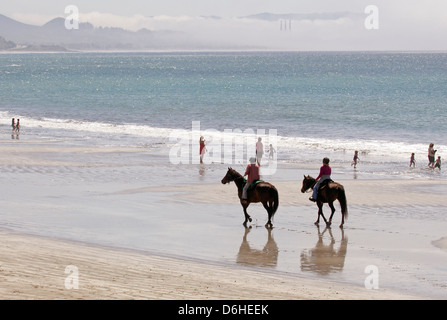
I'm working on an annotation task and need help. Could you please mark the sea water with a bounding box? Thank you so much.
[1,51,446,179]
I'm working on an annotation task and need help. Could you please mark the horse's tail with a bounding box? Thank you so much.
[338,187,348,221]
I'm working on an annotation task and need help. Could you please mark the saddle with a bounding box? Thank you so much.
[245,179,264,191]
[318,179,333,191]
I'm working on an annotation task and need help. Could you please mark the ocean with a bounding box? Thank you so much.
[1,51,447,298]
[1,51,446,179]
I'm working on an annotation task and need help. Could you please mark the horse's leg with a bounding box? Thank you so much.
[242,202,252,227]
[262,201,273,229]
[314,203,320,225]
[315,203,322,225]
[328,202,336,226]
[316,201,329,226]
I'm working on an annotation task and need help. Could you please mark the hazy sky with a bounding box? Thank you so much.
[2,0,383,17]
[2,0,447,50]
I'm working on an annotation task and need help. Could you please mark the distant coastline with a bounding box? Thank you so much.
[0,13,241,52]
[1,35,69,53]
[3,44,70,53]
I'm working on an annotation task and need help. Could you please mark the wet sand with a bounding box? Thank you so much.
[0,229,427,300]
[0,139,446,300]
[132,178,447,207]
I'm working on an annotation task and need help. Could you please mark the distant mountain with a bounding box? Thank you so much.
[0,12,361,52]
[0,13,195,51]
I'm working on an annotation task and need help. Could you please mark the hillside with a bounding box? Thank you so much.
[0,36,16,50]
[0,13,190,51]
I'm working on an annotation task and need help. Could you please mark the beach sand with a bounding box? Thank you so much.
[0,229,428,300]
[0,140,446,300]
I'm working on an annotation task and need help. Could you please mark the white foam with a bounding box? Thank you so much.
[2,112,445,168]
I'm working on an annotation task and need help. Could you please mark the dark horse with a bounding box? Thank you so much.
[301,175,348,228]
[221,168,279,228]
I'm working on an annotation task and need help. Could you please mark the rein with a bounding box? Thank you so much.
[224,170,245,187]
[233,175,246,188]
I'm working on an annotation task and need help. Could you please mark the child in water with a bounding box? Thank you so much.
[410,153,415,168]
[268,144,276,159]
[434,156,441,170]
[351,150,359,169]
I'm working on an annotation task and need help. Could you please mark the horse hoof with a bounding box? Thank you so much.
[326,222,332,227]
[249,217,252,222]
[243,222,248,227]
[314,222,319,226]
[339,224,344,228]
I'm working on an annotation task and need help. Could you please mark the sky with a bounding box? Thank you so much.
[2,0,447,51]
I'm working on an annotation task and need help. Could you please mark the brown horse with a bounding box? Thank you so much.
[221,168,279,228]
[301,175,348,228]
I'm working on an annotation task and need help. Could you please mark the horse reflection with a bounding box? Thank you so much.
[300,227,348,275]
[236,228,278,268]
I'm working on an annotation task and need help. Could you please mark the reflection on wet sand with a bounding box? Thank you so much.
[198,164,206,180]
[432,236,447,253]
[300,227,348,275]
[236,228,278,268]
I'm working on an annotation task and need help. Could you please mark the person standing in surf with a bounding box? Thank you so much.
[434,156,441,170]
[199,136,206,164]
[428,143,437,168]
[268,143,276,160]
[351,150,359,169]
[256,137,264,166]
[410,153,415,168]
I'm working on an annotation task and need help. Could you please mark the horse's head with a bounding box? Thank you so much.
[221,167,242,184]
[301,175,316,193]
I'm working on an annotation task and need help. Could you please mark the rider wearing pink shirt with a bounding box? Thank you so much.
[309,157,331,202]
[242,157,260,201]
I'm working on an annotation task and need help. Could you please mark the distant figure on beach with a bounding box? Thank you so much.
[15,119,20,138]
[434,156,441,170]
[268,144,276,160]
[242,157,260,204]
[199,136,206,164]
[309,157,331,202]
[428,143,437,168]
[11,118,17,139]
[256,137,264,166]
[351,150,359,169]
[410,153,415,168]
